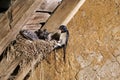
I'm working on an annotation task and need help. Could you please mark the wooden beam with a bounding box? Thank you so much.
[22,24,42,32]
[26,13,50,25]
[0,57,22,80]
[35,0,61,12]
[0,0,35,39]
[42,0,86,32]
[0,0,43,55]
[15,55,42,80]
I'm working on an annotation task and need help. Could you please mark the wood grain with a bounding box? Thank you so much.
[42,0,86,32]
[26,13,50,25]
[0,0,43,55]
[35,0,61,12]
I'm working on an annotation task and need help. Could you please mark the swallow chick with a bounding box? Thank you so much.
[20,29,39,41]
[35,29,49,40]
[35,28,60,41]
[54,25,69,63]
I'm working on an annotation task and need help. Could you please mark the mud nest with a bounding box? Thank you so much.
[6,34,56,68]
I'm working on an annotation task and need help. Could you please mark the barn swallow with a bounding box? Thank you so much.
[54,25,69,62]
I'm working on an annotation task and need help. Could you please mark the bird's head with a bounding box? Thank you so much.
[59,25,68,32]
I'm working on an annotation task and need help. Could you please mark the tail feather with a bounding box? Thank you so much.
[63,45,66,63]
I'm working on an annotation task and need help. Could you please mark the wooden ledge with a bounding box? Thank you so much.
[42,0,86,32]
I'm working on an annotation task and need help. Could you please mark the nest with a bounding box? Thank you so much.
[6,34,56,68]
[0,33,57,80]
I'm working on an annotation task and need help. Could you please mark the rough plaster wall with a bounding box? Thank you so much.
[29,0,120,80]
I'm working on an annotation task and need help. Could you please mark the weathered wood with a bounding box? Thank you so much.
[0,0,43,55]
[15,55,42,80]
[11,0,37,27]
[22,24,42,31]
[42,0,86,32]
[0,0,35,39]
[0,16,10,40]
[35,0,61,12]
[26,13,50,25]
[0,57,22,80]
[0,57,13,75]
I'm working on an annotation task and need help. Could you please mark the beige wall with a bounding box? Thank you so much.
[29,0,120,80]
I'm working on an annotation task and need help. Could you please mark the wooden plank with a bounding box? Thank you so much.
[11,0,36,27]
[26,13,50,24]
[15,55,42,80]
[22,24,42,32]
[0,23,10,41]
[0,0,27,28]
[0,0,35,40]
[35,0,61,12]
[0,57,12,75]
[0,0,18,23]
[0,57,22,80]
[42,0,86,32]
[0,0,43,55]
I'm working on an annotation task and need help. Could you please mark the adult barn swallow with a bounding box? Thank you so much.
[54,25,69,62]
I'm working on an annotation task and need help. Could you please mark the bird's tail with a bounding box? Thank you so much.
[63,45,66,63]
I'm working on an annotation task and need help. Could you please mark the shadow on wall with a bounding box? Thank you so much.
[0,0,11,12]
